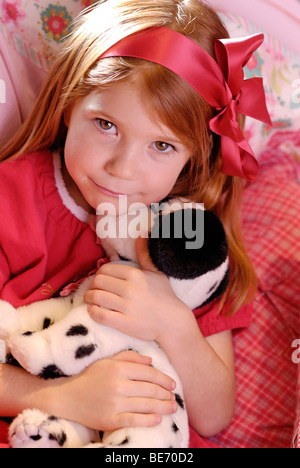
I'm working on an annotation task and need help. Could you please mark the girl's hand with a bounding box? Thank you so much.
[84,238,193,344]
[57,350,177,431]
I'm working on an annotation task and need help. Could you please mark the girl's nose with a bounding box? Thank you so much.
[104,143,139,180]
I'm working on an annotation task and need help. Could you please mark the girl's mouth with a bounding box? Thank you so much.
[92,181,127,199]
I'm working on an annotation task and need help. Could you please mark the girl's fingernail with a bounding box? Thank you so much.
[172,402,178,412]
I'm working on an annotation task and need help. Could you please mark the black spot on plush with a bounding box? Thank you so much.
[201,267,230,308]
[120,437,130,445]
[6,353,21,368]
[172,422,179,433]
[49,431,67,447]
[48,416,58,422]
[66,325,89,337]
[43,318,52,330]
[75,344,97,359]
[175,393,185,410]
[39,364,67,380]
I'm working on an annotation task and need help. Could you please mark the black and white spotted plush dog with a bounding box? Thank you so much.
[0,198,229,448]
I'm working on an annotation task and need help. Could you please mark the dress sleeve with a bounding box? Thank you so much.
[193,299,252,337]
[0,155,48,302]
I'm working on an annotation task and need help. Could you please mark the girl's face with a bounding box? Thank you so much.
[63,77,190,215]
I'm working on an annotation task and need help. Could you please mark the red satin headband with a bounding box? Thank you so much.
[98,27,272,180]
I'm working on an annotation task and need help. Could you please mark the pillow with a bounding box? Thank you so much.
[207,0,300,56]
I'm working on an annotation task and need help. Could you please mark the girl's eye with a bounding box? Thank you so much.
[154,141,174,153]
[96,119,116,134]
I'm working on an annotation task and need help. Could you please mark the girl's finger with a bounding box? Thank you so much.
[115,397,177,422]
[87,305,125,329]
[98,262,139,280]
[123,362,177,392]
[88,273,127,297]
[85,289,123,312]
[120,380,176,402]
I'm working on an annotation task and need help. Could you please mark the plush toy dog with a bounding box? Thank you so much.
[0,198,229,448]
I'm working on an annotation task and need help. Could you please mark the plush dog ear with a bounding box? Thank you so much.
[147,209,228,280]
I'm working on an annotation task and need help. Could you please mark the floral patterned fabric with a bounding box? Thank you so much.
[0,1,97,70]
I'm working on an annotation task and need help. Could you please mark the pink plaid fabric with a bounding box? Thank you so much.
[210,130,300,448]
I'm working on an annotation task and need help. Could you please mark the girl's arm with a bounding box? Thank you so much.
[0,351,177,431]
[158,317,235,437]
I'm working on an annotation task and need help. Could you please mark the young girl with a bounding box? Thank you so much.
[0,0,270,448]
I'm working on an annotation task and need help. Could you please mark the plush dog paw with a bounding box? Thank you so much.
[0,300,19,339]
[9,409,97,448]
[9,409,69,448]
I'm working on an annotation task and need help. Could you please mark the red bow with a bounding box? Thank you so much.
[210,35,272,179]
[99,27,272,180]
